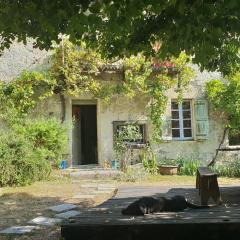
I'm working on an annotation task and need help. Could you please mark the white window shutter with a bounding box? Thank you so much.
[161,117,172,141]
[194,99,209,140]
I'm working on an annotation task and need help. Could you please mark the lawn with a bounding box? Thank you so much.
[0,170,240,240]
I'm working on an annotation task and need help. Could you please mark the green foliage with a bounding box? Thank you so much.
[0,131,51,186]
[13,118,67,166]
[0,118,67,186]
[206,72,240,132]
[140,145,158,175]
[177,158,200,176]
[0,71,55,123]
[113,124,142,171]
[1,1,240,73]
[50,40,107,97]
[159,158,179,166]
[211,160,240,178]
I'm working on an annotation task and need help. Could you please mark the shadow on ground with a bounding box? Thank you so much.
[95,185,240,214]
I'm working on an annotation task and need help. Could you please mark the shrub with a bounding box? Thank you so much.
[177,158,200,176]
[212,160,240,177]
[14,118,68,167]
[140,146,158,175]
[0,131,51,186]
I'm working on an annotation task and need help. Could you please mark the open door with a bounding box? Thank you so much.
[72,105,98,165]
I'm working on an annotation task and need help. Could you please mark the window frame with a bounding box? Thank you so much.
[171,100,193,141]
[112,121,148,148]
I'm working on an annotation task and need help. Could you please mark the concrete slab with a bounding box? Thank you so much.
[28,216,62,227]
[80,184,98,189]
[98,184,116,188]
[49,203,77,212]
[92,191,113,195]
[55,210,81,219]
[0,226,36,234]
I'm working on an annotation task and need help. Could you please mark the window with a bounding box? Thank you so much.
[171,100,193,140]
[112,121,147,147]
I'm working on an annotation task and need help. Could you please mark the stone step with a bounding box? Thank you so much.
[49,204,78,213]
[28,217,62,227]
[0,226,37,234]
[69,169,123,179]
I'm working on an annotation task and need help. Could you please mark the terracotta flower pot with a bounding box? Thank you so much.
[159,165,178,175]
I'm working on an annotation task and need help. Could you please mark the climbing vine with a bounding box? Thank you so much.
[0,71,55,124]
[0,39,194,140]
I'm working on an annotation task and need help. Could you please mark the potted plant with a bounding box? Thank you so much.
[158,159,179,175]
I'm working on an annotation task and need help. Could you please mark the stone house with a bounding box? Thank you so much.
[1,40,235,168]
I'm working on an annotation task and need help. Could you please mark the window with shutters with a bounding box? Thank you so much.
[171,100,193,140]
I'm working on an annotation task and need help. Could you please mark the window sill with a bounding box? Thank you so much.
[172,138,194,141]
[124,142,147,149]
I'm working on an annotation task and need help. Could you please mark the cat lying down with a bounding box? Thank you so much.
[121,195,210,216]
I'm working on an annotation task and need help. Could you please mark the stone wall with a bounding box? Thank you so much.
[0,39,50,82]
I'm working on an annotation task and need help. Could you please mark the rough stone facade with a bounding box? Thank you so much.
[0,40,235,167]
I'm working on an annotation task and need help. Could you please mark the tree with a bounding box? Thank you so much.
[0,1,240,73]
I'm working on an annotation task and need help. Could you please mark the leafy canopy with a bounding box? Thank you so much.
[1,0,240,73]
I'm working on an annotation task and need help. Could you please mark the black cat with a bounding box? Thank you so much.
[121,195,209,216]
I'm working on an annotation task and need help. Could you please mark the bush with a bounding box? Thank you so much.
[0,131,51,186]
[177,158,200,176]
[212,160,240,177]
[0,118,67,186]
[14,118,68,167]
[140,146,158,175]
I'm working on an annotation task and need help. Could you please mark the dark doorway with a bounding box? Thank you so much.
[72,105,98,165]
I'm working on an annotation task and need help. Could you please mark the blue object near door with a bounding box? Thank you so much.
[111,160,120,169]
[60,160,68,169]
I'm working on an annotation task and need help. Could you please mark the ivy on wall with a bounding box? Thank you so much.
[0,39,195,140]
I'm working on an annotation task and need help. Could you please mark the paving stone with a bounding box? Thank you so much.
[28,216,62,227]
[98,184,116,188]
[97,187,116,192]
[80,183,98,188]
[72,194,95,199]
[92,190,113,194]
[49,203,77,212]
[55,210,81,219]
[0,226,36,234]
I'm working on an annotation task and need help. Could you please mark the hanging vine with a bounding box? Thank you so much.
[0,39,194,140]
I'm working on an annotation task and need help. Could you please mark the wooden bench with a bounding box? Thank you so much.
[196,167,222,205]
